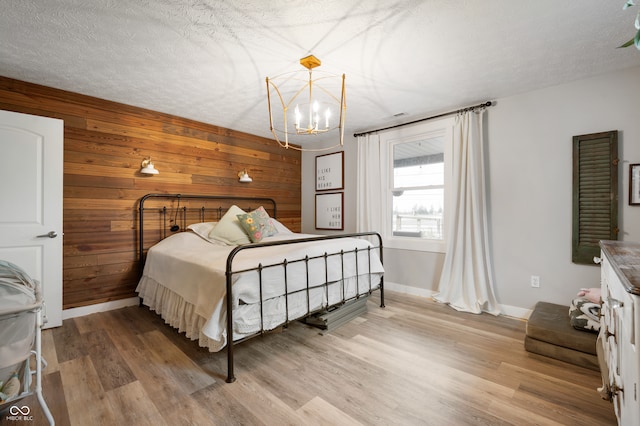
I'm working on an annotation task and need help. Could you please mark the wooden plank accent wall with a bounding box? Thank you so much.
[0,76,301,310]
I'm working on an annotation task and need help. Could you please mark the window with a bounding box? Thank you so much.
[383,119,452,252]
[392,138,444,239]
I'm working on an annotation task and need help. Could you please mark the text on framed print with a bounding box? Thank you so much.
[316,151,344,191]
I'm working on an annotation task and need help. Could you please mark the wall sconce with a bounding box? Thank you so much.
[140,158,159,175]
[238,169,252,183]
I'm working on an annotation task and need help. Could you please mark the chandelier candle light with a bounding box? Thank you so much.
[266,55,346,151]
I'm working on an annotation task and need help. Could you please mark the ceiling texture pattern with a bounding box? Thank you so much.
[1,0,639,145]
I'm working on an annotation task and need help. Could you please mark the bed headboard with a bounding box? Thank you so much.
[138,193,277,273]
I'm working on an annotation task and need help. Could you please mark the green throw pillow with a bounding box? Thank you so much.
[236,206,278,243]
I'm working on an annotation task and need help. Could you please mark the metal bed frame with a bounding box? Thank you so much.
[138,193,384,383]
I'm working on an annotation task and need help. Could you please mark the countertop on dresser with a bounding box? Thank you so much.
[600,240,640,295]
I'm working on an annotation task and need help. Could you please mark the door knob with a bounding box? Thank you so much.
[36,231,58,238]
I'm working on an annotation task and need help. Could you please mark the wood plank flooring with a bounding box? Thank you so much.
[2,291,616,425]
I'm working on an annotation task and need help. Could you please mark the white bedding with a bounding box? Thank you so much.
[136,231,384,351]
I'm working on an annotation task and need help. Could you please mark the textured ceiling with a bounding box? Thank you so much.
[1,0,639,145]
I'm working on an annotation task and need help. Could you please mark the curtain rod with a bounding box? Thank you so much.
[353,100,493,138]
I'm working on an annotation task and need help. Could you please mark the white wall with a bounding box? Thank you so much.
[302,65,640,313]
[488,65,640,310]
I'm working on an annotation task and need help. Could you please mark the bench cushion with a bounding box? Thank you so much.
[526,301,597,355]
[524,336,599,371]
[525,302,599,370]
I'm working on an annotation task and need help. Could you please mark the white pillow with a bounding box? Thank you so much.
[187,222,221,244]
[208,205,251,245]
[271,219,294,234]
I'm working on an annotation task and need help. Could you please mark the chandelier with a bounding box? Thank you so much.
[266,55,346,151]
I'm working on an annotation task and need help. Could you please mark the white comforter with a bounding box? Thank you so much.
[136,231,384,351]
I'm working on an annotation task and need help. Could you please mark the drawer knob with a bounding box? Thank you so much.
[607,297,624,309]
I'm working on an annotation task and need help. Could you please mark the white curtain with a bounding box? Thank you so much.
[433,109,501,315]
[356,134,385,233]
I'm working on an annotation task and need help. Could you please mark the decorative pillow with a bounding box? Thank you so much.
[569,298,601,333]
[236,206,278,243]
[207,205,251,245]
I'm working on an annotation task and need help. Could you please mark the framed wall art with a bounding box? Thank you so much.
[630,163,640,205]
[316,151,344,191]
[315,192,343,230]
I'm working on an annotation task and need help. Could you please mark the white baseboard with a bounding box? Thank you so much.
[384,281,435,298]
[62,297,140,320]
[499,305,532,320]
[383,281,531,320]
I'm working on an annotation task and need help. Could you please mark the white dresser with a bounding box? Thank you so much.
[599,241,640,425]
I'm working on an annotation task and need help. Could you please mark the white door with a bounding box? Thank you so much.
[0,110,63,328]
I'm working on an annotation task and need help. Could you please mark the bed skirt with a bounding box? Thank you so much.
[137,273,382,352]
[137,276,225,352]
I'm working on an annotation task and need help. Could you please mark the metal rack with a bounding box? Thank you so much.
[0,260,54,425]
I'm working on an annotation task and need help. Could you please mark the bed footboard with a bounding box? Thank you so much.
[224,232,384,383]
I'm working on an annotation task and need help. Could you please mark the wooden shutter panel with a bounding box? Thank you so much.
[572,130,618,264]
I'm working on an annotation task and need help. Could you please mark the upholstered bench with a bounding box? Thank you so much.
[524,301,598,371]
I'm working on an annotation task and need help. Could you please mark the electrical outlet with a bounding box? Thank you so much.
[531,275,540,288]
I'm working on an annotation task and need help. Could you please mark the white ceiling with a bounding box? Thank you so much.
[1,0,639,145]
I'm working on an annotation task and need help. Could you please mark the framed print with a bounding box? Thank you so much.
[630,164,640,205]
[315,192,344,230]
[316,151,344,191]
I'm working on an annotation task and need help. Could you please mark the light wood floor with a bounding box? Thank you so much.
[5,291,615,426]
